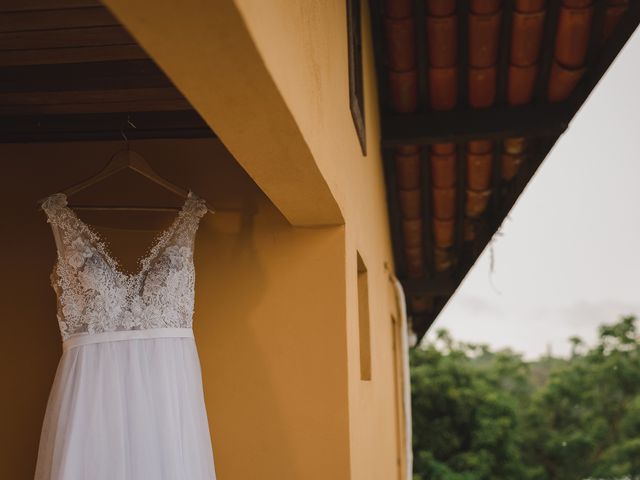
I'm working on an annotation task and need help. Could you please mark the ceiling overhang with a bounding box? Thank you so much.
[369,0,640,341]
[0,1,213,142]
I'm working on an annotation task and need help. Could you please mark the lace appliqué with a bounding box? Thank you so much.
[41,192,207,341]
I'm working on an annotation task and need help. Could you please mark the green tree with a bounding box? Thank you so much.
[524,316,640,479]
[411,316,640,480]
[411,331,530,479]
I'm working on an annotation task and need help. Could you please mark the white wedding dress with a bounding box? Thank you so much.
[35,192,216,480]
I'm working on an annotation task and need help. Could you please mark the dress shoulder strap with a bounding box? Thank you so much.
[169,191,208,248]
[41,193,76,253]
[41,193,70,227]
[182,191,208,221]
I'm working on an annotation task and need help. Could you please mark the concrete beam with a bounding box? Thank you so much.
[102,0,344,227]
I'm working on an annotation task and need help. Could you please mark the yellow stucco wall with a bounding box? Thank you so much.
[1,140,353,479]
[1,1,408,479]
[221,2,407,477]
[212,3,406,476]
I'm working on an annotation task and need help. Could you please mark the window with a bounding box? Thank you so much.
[347,0,367,155]
[357,251,371,380]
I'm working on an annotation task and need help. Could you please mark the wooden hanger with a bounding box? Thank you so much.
[39,120,215,214]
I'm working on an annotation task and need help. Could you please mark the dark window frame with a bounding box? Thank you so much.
[347,0,367,155]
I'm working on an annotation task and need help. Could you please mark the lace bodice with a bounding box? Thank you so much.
[41,192,208,341]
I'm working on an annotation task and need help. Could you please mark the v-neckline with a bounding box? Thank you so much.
[58,193,190,279]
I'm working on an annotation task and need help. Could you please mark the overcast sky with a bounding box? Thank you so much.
[427,29,640,360]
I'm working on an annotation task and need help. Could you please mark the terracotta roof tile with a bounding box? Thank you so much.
[396,144,420,155]
[410,294,433,313]
[469,65,497,107]
[432,187,457,219]
[465,189,492,217]
[428,66,458,110]
[383,16,417,71]
[384,0,413,18]
[469,9,501,67]
[426,14,458,67]
[511,10,546,66]
[468,139,494,154]
[501,153,526,180]
[431,142,456,154]
[399,189,423,219]
[433,218,455,248]
[426,0,457,17]
[433,247,453,272]
[562,0,593,8]
[470,0,502,15]
[548,60,585,101]
[554,3,593,68]
[503,137,527,154]
[404,246,424,277]
[514,0,547,13]
[388,69,418,112]
[431,151,457,187]
[467,151,493,190]
[394,150,421,189]
[603,2,628,40]
[464,218,477,241]
[402,218,423,247]
[507,63,539,105]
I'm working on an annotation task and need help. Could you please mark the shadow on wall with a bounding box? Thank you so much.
[194,187,300,478]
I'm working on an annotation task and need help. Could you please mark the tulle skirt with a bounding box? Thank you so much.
[34,335,216,480]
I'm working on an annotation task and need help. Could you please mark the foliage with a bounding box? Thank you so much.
[411,316,640,480]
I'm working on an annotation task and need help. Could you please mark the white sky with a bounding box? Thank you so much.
[426,29,640,360]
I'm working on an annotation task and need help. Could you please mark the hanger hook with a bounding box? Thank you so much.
[120,114,137,150]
